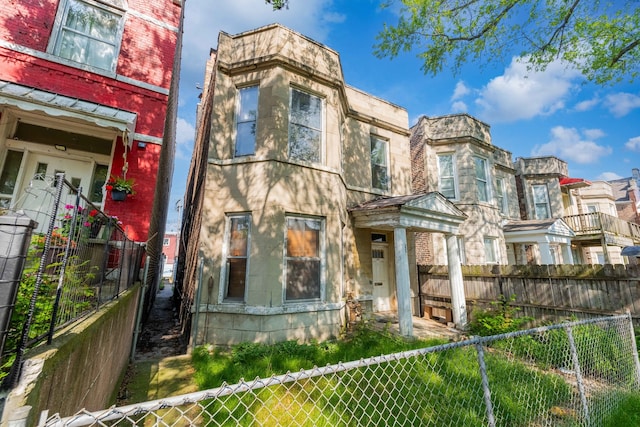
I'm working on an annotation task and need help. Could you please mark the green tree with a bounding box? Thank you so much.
[374,0,640,84]
[266,0,288,10]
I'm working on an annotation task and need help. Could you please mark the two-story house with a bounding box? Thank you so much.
[178,24,470,346]
[0,0,182,241]
[410,114,520,265]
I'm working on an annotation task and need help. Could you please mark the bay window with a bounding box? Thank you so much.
[437,154,457,199]
[289,88,323,163]
[473,156,490,202]
[235,86,259,157]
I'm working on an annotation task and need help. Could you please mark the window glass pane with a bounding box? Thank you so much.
[90,164,108,203]
[533,185,550,219]
[235,86,258,156]
[474,156,488,202]
[496,177,506,214]
[484,238,497,263]
[56,0,121,70]
[0,150,24,194]
[371,137,388,190]
[289,89,322,162]
[438,154,456,199]
[225,215,250,301]
[286,217,322,301]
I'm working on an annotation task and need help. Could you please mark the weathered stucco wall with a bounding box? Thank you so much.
[2,285,140,426]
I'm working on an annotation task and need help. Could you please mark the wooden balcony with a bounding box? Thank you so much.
[564,212,640,246]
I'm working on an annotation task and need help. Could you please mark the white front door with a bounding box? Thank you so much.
[372,244,391,312]
[15,153,95,231]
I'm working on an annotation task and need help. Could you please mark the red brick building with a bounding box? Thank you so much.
[0,0,182,241]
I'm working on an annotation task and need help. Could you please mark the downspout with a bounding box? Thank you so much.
[191,257,203,351]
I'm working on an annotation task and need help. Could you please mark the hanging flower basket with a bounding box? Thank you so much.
[106,174,135,201]
[111,189,127,201]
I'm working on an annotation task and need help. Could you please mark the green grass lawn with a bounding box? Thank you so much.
[120,326,640,426]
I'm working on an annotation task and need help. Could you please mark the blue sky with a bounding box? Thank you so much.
[167,0,640,230]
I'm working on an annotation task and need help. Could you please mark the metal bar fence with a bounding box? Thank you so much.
[1,173,144,388]
[43,314,639,426]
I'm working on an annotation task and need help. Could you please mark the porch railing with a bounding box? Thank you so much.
[0,173,145,389]
[564,212,640,242]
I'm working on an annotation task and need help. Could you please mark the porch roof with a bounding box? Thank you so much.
[0,80,137,145]
[503,218,575,244]
[348,192,467,234]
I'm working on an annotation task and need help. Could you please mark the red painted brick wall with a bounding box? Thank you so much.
[0,0,181,242]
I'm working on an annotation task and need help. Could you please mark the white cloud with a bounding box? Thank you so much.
[451,100,467,112]
[625,136,640,152]
[596,172,623,181]
[451,81,469,101]
[531,126,612,164]
[475,57,581,123]
[583,128,605,140]
[574,97,599,112]
[176,117,195,146]
[604,92,640,117]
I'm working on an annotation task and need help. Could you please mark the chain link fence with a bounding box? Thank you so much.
[42,314,639,426]
[1,173,144,389]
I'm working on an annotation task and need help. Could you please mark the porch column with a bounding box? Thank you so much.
[561,244,575,265]
[393,226,413,337]
[446,234,467,328]
[538,241,554,264]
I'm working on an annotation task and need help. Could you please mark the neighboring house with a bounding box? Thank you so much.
[178,24,468,346]
[609,168,640,225]
[410,114,519,265]
[514,157,640,265]
[162,231,179,280]
[0,0,182,242]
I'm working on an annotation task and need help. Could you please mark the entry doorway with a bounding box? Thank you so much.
[372,243,393,312]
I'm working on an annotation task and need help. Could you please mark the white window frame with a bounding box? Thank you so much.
[370,135,389,191]
[532,184,551,219]
[283,215,325,302]
[473,155,490,203]
[48,0,126,72]
[484,237,498,264]
[221,213,251,303]
[495,177,508,215]
[288,88,324,164]
[437,153,458,199]
[234,85,259,157]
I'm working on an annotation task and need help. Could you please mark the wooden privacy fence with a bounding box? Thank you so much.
[418,264,640,323]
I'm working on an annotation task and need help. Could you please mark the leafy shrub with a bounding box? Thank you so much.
[469,294,533,336]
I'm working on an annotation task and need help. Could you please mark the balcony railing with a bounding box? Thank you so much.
[564,212,640,242]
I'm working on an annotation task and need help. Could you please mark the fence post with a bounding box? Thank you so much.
[475,340,496,427]
[566,325,590,424]
[626,311,640,388]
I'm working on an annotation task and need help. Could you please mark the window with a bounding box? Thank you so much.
[224,215,251,301]
[289,88,322,163]
[50,0,125,71]
[496,177,507,215]
[163,238,170,246]
[285,217,323,301]
[484,237,498,264]
[90,164,108,204]
[0,150,24,208]
[370,136,389,190]
[532,184,551,219]
[473,156,490,202]
[437,154,457,199]
[235,86,259,156]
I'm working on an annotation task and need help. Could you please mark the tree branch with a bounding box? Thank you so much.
[611,38,640,66]
[538,0,581,53]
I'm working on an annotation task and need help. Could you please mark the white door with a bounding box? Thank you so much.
[16,153,95,231]
[372,244,391,312]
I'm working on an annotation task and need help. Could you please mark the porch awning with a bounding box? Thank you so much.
[348,192,467,234]
[559,176,591,189]
[622,246,640,257]
[0,80,137,146]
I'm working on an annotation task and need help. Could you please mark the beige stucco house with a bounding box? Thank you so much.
[182,25,468,346]
[410,114,520,266]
